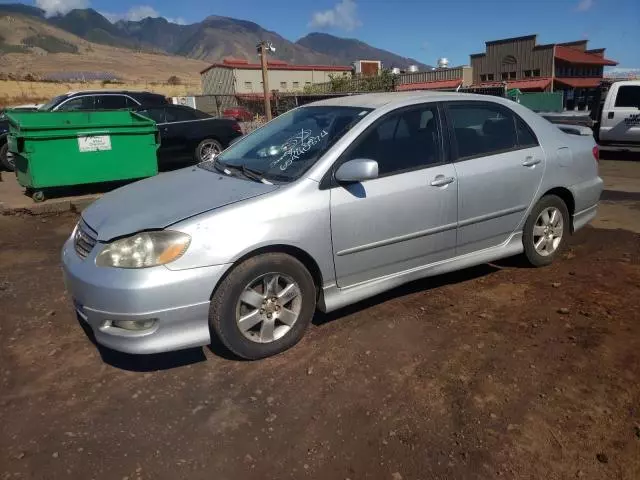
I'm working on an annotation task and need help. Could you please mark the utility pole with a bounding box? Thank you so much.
[257,41,275,121]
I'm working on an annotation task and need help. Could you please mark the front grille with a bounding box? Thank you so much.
[74,221,97,259]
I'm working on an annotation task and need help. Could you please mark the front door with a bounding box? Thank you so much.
[330,104,458,288]
[599,83,640,144]
[445,101,545,255]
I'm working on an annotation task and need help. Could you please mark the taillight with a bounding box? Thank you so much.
[592,145,599,162]
[232,122,242,133]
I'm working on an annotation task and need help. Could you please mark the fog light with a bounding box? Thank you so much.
[112,319,157,331]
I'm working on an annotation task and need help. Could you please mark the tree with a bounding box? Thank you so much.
[167,75,181,86]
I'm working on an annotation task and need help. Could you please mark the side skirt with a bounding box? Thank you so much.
[318,232,524,313]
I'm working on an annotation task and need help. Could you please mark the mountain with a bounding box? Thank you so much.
[297,32,431,70]
[172,16,336,64]
[115,17,197,53]
[0,3,430,69]
[48,8,143,50]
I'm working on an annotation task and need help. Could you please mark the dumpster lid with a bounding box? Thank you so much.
[6,110,156,131]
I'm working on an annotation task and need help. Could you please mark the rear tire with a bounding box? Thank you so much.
[522,195,570,267]
[209,253,316,360]
[0,142,13,171]
[195,138,223,162]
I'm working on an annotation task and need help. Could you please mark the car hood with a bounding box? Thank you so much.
[82,167,278,241]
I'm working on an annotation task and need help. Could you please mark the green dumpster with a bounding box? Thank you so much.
[7,110,159,202]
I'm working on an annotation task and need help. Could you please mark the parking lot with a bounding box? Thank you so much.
[1,159,639,480]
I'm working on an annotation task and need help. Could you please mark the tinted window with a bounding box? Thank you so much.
[448,103,516,159]
[346,105,441,176]
[165,106,197,122]
[56,96,95,111]
[615,86,640,108]
[95,95,129,110]
[515,117,538,148]
[137,108,165,123]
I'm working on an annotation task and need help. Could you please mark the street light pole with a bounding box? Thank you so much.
[258,42,272,121]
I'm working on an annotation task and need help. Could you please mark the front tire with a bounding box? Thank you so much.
[209,253,316,360]
[522,195,570,267]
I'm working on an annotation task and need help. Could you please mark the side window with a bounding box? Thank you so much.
[125,97,140,108]
[345,105,441,176]
[448,103,517,159]
[614,86,640,108]
[95,95,128,110]
[515,116,539,148]
[164,107,196,122]
[56,96,94,111]
[137,108,165,123]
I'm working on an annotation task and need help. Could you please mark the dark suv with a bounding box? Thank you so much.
[1,91,168,170]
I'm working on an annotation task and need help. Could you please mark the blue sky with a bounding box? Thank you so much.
[27,0,640,70]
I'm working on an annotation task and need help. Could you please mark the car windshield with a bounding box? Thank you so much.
[38,95,68,111]
[200,105,372,182]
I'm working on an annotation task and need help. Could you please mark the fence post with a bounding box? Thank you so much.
[214,95,221,117]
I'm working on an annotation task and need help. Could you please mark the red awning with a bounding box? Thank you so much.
[554,77,602,88]
[395,79,463,91]
[475,78,551,90]
[554,45,617,66]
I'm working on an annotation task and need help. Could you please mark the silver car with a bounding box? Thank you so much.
[62,92,603,359]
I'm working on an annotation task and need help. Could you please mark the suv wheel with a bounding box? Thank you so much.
[523,195,570,267]
[0,142,14,171]
[209,253,316,360]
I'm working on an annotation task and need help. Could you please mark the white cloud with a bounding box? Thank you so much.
[575,0,594,11]
[36,0,89,17]
[309,0,362,32]
[100,5,187,24]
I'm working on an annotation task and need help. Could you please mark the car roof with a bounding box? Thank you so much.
[64,90,165,97]
[307,91,506,110]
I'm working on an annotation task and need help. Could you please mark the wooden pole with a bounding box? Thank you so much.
[260,43,272,121]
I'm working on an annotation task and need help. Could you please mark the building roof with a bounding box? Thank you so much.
[200,57,353,75]
[477,78,552,90]
[395,79,463,91]
[554,45,618,66]
[554,77,603,88]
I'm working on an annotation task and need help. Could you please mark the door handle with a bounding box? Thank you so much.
[607,112,614,119]
[430,175,455,187]
[522,157,541,167]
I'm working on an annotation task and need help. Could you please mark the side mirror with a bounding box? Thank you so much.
[335,158,378,183]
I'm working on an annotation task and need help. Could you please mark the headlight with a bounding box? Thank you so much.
[96,231,191,268]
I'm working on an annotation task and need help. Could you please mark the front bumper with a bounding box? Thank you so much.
[62,236,231,354]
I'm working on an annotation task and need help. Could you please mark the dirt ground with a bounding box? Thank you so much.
[1,171,640,479]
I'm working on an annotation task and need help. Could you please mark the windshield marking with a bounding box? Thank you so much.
[271,128,328,171]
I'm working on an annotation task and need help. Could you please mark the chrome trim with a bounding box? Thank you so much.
[74,221,98,259]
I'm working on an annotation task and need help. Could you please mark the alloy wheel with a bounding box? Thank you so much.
[533,207,564,256]
[235,273,302,343]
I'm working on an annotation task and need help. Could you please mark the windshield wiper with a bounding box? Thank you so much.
[223,163,271,184]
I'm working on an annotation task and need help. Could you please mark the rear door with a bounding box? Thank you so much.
[445,101,545,255]
[599,83,640,144]
[158,106,198,162]
[330,103,458,287]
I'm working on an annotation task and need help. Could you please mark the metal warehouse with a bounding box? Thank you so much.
[200,58,353,95]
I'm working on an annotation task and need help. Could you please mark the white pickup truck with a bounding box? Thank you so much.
[590,80,640,152]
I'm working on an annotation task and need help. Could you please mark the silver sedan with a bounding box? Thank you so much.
[62,92,603,359]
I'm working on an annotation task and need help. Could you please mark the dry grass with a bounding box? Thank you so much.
[0,14,210,105]
[0,80,202,107]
